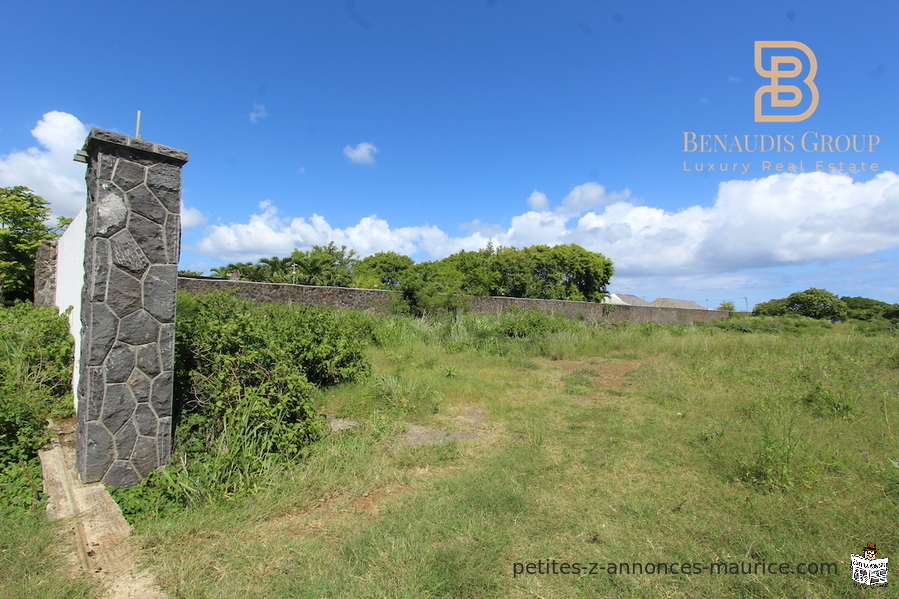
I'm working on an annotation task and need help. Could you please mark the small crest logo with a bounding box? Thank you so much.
[851,542,889,586]
[754,41,819,122]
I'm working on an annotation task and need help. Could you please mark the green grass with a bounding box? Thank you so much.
[0,505,100,599]
[110,313,899,596]
[0,303,99,599]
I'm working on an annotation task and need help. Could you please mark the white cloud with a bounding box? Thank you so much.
[526,190,548,211]
[0,111,89,217]
[556,182,630,216]
[193,172,899,279]
[181,203,207,228]
[250,104,268,124]
[343,141,378,164]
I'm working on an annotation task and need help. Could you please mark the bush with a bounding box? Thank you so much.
[114,291,371,519]
[495,306,571,338]
[0,303,74,511]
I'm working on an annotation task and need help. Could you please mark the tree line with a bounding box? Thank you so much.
[207,242,615,314]
[752,288,899,322]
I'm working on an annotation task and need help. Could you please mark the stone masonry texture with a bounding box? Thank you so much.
[176,277,738,325]
[33,240,58,307]
[76,129,187,488]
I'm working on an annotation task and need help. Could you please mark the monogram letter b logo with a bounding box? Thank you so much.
[755,41,819,122]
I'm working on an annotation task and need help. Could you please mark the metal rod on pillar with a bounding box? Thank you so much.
[135,111,142,139]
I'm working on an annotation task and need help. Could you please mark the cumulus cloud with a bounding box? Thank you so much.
[0,112,207,227]
[193,171,899,277]
[556,182,630,216]
[343,141,378,164]
[526,190,548,211]
[0,111,89,217]
[249,104,268,124]
[181,203,207,228]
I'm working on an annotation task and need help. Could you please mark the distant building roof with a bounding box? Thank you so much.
[610,293,653,307]
[650,298,707,310]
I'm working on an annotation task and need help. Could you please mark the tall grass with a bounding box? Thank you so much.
[124,309,899,597]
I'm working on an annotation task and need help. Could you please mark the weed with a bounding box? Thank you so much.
[800,382,858,418]
[369,374,442,417]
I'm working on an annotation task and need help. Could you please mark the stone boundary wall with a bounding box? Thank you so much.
[33,240,59,307]
[176,277,394,311]
[176,277,736,325]
[73,129,188,488]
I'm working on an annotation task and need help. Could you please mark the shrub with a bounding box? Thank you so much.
[0,303,74,511]
[114,291,371,518]
[495,305,571,338]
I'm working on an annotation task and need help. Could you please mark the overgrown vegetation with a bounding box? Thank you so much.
[112,291,371,517]
[5,291,897,598]
[209,242,615,304]
[0,302,99,598]
[0,302,74,511]
[109,300,898,598]
[0,186,70,304]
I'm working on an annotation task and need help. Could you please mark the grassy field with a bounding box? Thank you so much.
[123,313,898,598]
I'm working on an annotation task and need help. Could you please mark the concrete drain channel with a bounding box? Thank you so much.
[38,421,166,599]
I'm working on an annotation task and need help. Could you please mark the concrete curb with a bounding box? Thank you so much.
[38,420,167,599]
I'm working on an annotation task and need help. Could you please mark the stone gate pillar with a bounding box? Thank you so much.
[73,129,188,487]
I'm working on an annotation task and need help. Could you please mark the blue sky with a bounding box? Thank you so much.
[2,1,898,308]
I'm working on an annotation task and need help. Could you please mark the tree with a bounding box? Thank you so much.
[490,244,613,302]
[784,288,848,320]
[289,243,358,287]
[353,251,414,289]
[0,186,59,304]
[752,297,788,316]
[717,300,736,311]
[840,296,892,321]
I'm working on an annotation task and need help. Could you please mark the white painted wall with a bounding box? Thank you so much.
[55,208,87,410]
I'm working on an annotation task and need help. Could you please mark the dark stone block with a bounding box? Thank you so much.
[150,371,174,418]
[143,265,176,322]
[75,409,88,479]
[153,145,189,164]
[158,323,175,368]
[110,229,149,275]
[89,238,110,302]
[128,369,152,403]
[164,212,180,264]
[105,343,135,383]
[157,418,172,465]
[127,184,166,224]
[127,138,155,153]
[97,153,117,180]
[134,404,157,436]
[88,129,129,147]
[87,303,118,365]
[114,421,138,460]
[33,240,58,307]
[119,310,160,346]
[147,163,181,212]
[132,436,158,478]
[93,182,128,238]
[112,160,146,191]
[102,384,136,434]
[136,344,161,377]
[103,460,141,488]
[83,367,104,420]
[106,267,141,317]
[80,421,115,483]
[129,214,166,264]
